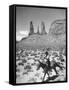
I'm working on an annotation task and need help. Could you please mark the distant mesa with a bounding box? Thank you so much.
[49,19,66,36]
[16,19,66,43]
[16,19,66,50]
[28,20,66,36]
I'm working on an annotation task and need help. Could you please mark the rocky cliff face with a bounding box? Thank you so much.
[49,19,66,36]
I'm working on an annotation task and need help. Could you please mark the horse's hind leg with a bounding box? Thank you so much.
[42,71,47,82]
[53,67,58,75]
[56,63,63,70]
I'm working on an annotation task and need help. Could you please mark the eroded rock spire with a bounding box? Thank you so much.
[29,21,34,35]
[41,21,47,35]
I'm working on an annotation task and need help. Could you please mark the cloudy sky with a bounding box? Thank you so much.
[16,6,66,41]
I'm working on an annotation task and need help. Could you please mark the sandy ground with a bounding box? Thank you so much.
[16,48,66,83]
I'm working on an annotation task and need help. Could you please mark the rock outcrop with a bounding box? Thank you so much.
[16,19,66,50]
[49,19,66,36]
[41,21,47,35]
[29,21,34,35]
[37,26,40,34]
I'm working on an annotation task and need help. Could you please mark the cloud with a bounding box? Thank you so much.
[16,31,29,41]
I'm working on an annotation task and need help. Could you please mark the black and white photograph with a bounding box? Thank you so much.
[16,5,67,84]
[0,0,69,89]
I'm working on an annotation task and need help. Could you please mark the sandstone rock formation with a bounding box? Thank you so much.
[29,21,34,35]
[16,19,66,50]
[41,21,47,35]
[49,19,66,36]
[37,25,40,34]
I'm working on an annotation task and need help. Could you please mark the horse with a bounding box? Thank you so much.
[37,58,64,82]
